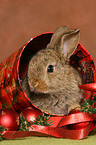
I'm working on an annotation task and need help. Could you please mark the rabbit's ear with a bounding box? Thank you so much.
[56,29,80,59]
[47,26,69,49]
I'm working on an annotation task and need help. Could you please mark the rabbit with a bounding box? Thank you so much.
[21,26,83,115]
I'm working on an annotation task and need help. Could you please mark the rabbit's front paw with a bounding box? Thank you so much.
[68,104,81,114]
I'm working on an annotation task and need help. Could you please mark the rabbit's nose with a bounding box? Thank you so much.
[29,82,39,92]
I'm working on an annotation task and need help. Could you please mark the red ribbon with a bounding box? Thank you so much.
[79,83,96,92]
[1,112,96,140]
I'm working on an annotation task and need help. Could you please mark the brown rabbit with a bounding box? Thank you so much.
[21,26,83,115]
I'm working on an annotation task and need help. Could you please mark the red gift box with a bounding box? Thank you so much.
[0,32,96,113]
[0,32,96,139]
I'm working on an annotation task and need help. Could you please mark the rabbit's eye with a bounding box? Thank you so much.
[47,65,54,73]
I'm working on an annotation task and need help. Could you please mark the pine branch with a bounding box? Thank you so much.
[0,125,5,141]
[80,94,96,114]
[33,114,53,126]
[19,114,53,131]
[19,116,33,131]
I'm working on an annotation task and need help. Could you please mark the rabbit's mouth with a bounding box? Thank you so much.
[29,80,51,94]
[29,83,49,94]
[30,87,50,94]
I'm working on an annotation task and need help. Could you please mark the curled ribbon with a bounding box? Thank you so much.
[1,112,96,140]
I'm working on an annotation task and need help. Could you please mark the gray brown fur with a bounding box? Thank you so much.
[21,26,83,115]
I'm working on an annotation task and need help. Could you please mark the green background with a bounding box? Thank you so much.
[0,129,96,145]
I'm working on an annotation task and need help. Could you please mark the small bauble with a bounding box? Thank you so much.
[20,107,43,123]
[0,108,19,131]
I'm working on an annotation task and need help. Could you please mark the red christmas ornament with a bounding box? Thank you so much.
[20,107,43,123]
[0,108,19,131]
